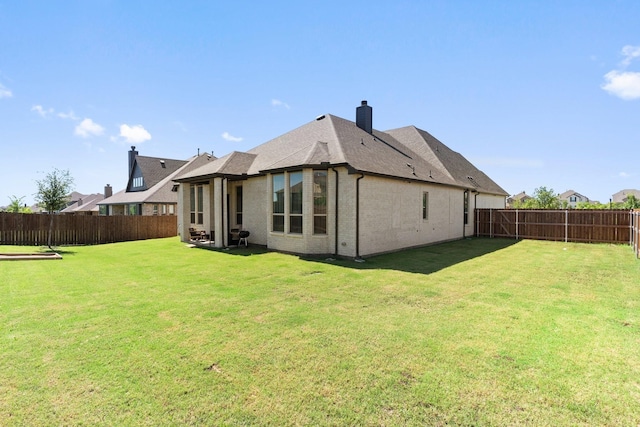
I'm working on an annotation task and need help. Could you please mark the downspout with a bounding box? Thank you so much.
[332,168,339,257]
[355,173,365,260]
[463,189,468,238]
[221,177,226,247]
[474,192,479,237]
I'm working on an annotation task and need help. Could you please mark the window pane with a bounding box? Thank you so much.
[290,215,303,234]
[273,174,284,214]
[290,172,303,215]
[273,215,284,232]
[197,186,204,212]
[314,216,327,234]
[314,171,327,215]
[422,192,429,220]
[190,186,195,211]
[236,186,243,212]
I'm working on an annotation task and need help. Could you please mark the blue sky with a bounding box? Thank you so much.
[1,1,639,207]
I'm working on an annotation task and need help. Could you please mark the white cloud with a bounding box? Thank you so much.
[601,70,640,100]
[271,99,290,109]
[0,83,12,98]
[119,124,151,143]
[602,45,640,100]
[31,105,54,118]
[75,118,105,138]
[621,45,640,67]
[58,110,79,121]
[618,171,633,178]
[222,131,243,142]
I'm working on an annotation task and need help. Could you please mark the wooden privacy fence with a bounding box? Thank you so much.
[0,213,178,246]
[475,209,632,245]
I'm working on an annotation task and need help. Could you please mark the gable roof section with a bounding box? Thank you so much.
[100,154,212,205]
[384,126,508,195]
[176,151,258,181]
[60,193,105,213]
[175,113,508,196]
[128,156,187,191]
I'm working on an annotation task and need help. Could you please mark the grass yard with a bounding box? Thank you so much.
[1,237,639,426]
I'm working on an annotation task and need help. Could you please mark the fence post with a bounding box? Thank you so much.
[489,209,493,238]
[515,209,519,240]
[565,210,568,243]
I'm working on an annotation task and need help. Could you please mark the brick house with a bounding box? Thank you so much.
[174,101,507,258]
[98,147,212,216]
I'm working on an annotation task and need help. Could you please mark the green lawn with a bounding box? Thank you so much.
[1,237,639,426]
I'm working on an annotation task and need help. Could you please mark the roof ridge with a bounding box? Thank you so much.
[326,115,346,163]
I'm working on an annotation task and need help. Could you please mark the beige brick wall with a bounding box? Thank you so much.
[358,177,468,257]
[178,169,506,256]
[241,176,268,246]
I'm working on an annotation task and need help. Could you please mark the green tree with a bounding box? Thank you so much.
[34,169,74,248]
[623,194,640,209]
[530,186,560,209]
[7,195,32,213]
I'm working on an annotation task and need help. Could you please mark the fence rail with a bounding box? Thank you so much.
[475,209,632,245]
[0,213,178,246]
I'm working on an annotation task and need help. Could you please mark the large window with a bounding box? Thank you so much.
[422,192,429,220]
[197,185,204,224]
[190,184,204,224]
[272,174,285,232]
[128,204,140,215]
[236,186,243,226]
[289,172,303,234]
[313,171,327,234]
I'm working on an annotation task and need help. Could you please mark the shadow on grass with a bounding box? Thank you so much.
[312,237,520,275]
[42,247,78,256]
[189,243,271,257]
[191,237,520,275]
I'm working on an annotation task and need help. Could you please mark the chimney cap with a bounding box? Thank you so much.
[361,100,368,106]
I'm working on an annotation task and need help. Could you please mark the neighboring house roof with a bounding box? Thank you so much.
[176,113,508,196]
[510,191,531,201]
[558,190,590,202]
[612,189,640,203]
[100,153,213,206]
[60,193,105,213]
[127,156,188,192]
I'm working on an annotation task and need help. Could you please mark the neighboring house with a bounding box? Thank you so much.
[174,101,508,258]
[507,191,531,208]
[612,189,640,204]
[98,146,213,216]
[60,191,106,215]
[558,190,590,208]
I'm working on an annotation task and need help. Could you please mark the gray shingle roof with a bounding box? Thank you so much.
[129,156,187,191]
[100,154,212,206]
[60,193,105,213]
[175,113,507,196]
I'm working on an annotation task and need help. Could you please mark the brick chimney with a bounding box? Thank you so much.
[128,146,138,176]
[356,100,372,133]
[104,184,113,198]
